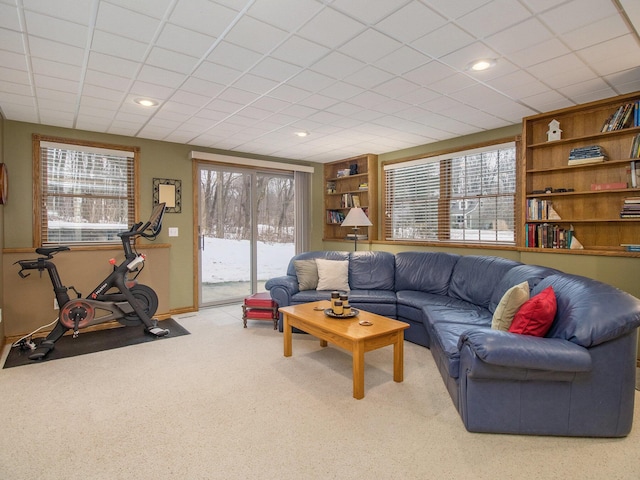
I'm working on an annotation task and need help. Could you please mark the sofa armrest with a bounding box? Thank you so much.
[265,275,299,308]
[458,329,592,373]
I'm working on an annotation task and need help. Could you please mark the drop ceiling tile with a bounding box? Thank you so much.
[28,37,85,66]
[0,3,22,30]
[439,42,499,72]
[344,65,394,90]
[372,77,420,99]
[331,0,410,24]
[271,35,330,67]
[137,65,186,88]
[23,0,93,25]
[411,23,475,59]
[0,49,28,71]
[95,2,161,43]
[207,41,263,71]
[297,94,339,110]
[87,52,139,77]
[0,91,35,106]
[34,74,78,94]
[605,68,640,93]
[192,61,242,85]
[0,67,30,85]
[310,51,367,79]
[76,115,113,131]
[81,84,126,103]
[32,57,81,81]
[339,29,402,64]
[348,90,392,109]
[194,108,229,122]
[370,98,412,115]
[206,98,244,114]
[181,76,226,97]
[268,84,311,102]
[250,57,301,82]
[508,38,571,68]
[169,0,238,36]
[247,0,322,31]
[456,0,530,38]
[287,70,335,93]
[225,16,288,54]
[83,69,130,92]
[78,95,120,111]
[250,96,291,113]
[396,87,439,106]
[297,7,365,49]
[104,0,174,19]
[0,81,31,96]
[520,90,571,111]
[91,30,148,62]
[39,109,74,127]
[375,46,432,75]
[541,0,618,35]
[234,106,273,121]
[419,0,492,20]
[0,28,26,53]
[157,23,217,58]
[485,18,553,55]
[129,81,175,100]
[527,53,587,82]
[428,72,476,94]
[518,0,568,14]
[24,11,87,47]
[404,60,457,86]
[558,78,614,101]
[168,90,212,107]
[157,101,200,116]
[375,2,446,43]
[320,81,364,101]
[217,86,260,105]
[147,47,199,75]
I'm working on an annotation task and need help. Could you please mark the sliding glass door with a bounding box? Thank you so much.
[198,164,295,306]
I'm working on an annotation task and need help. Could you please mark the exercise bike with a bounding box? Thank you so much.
[15,202,170,361]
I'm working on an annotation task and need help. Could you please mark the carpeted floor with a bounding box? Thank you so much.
[3,318,188,368]
[0,305,638,480]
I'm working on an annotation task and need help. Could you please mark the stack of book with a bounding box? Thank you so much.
[620,197,640,218]
[601,101,639,131]
[568,145,607,165]
[524,223,573,249]
[326,210,345,224]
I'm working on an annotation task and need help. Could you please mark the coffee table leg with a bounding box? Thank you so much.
[353,340,365,399]
[283,314,292,357]
[393,332,404,382]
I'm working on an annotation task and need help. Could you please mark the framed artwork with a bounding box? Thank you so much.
[153,178,181,213]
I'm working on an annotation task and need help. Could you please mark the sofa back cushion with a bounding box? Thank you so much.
[349,251,395,290]
[534,274,640,347]
[449,255,521,308]
[286,251,349,277]
[488,264,560,313]
[395,251,460,294]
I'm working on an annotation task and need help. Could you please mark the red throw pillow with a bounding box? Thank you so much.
[508,286,557,337]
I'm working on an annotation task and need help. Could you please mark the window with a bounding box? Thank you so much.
[34,135,137,246]
[384,141,516,245]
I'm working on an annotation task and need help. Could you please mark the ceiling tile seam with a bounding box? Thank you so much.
[164,3,366,148]
[132,0,258,139]
[103,0,184,134]
[72,0,100,130]
[612,0,640,47]
[13,0,39,122]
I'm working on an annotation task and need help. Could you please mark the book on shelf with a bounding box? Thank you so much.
[526,198,559,220]
[621,244,640,252]
[525,222,573,249]
[591,182,628,190]
[568,156,607,165]
[352,195,361,208]
[601,102,638,131]
[326,210,345,224]
[358,182,368,190]
[567,145,607,165]
[630,133,640,159]
[345,233,368,240]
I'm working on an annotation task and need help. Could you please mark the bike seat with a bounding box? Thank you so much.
[35,246,70,257]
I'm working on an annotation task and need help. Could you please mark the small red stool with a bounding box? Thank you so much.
[243,292,278,329]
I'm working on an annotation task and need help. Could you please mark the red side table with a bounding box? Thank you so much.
[243,292,278,329]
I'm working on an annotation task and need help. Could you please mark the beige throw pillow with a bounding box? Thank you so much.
[491,281,530,331]
[315,258,350,292]
[294,259,319,291]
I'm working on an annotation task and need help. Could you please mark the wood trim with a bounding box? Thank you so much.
[169,306,198,316]
[192,158,200,310]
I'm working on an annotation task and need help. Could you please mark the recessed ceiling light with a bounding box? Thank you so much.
[135,98,158,107]
[468,59,496,71]
[294,130,309,137]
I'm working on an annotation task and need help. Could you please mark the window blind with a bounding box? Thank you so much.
[39,142,136,245]
[384,142,516,245]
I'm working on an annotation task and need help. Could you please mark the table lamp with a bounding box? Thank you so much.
[341,207,372,251]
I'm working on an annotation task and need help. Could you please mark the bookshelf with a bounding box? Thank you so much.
[521,91,640,254]
[323,154,378,242]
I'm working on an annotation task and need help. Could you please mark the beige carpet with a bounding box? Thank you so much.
[0,304,638,480]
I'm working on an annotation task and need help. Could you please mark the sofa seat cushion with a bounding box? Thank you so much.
[430,322,480,378]
[422,303,491,327]
[347,289,397,304]
[291,290,331,304]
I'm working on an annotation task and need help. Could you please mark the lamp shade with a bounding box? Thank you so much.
[341,207,372,227]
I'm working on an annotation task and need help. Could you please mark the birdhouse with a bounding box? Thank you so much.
[547,119,562,141]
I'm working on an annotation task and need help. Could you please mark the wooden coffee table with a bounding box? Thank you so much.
[280,301,409,399]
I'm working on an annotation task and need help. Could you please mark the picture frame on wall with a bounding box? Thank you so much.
[153,178,181,213]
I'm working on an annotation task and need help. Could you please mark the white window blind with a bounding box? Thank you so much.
[38,139,136,245]
[384,142,516,245]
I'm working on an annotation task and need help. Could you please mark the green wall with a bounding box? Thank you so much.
[2,120,321,312]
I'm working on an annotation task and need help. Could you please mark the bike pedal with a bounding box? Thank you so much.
[146,326,169,337]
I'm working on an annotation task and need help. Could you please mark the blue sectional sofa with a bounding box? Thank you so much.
[265,250,640,437]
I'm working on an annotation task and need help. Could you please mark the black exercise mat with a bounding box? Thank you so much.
[3,318,189,368]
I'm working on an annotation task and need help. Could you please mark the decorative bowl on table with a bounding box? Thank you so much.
[324,308,359,319]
